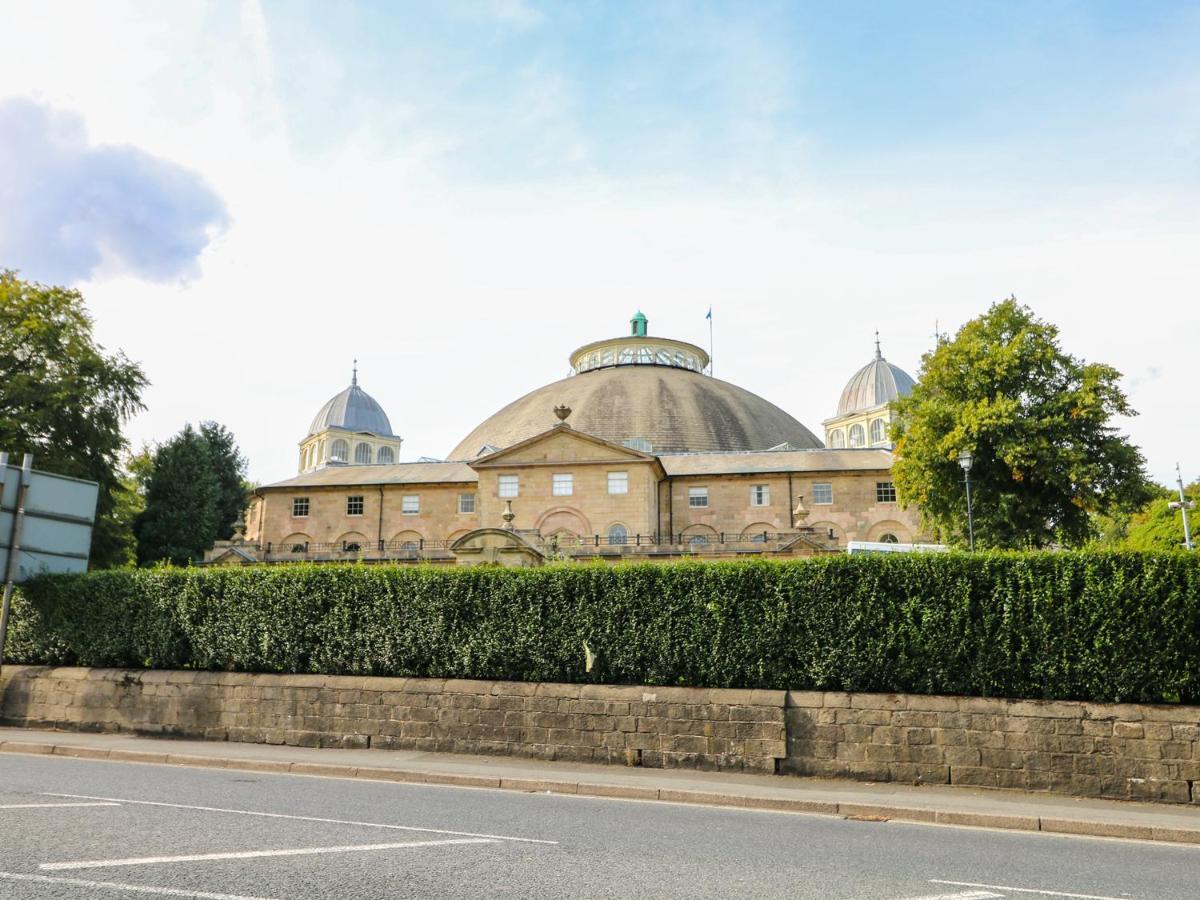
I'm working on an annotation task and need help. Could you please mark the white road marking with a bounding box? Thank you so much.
[0,801,121,809]
[41,837,495,870]
[0,870,276,899]
[902,892,1003,899]
[931,880,1138,900]
[42,792,558,845]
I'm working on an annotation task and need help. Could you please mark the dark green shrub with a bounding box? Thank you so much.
[9,552,1199,703]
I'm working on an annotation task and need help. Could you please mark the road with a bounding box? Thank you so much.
[1,754,1197,899]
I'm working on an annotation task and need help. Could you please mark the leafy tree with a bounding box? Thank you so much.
[0,271,147,567]
[134,425,218,566]
[892,298,1151,548]
[1120,481,1200,551]
[198,421,248,540]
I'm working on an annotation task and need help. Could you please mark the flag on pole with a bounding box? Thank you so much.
[706,306,712,320]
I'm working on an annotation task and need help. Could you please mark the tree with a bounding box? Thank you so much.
[892,298,1152,548]
[134,425,218,566]
[0,271,148,567]
[198,421,248,540]
[1120,481,1199,551]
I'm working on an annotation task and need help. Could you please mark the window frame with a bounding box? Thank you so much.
[849,424,866,448]
[876,481,897,503]
[750,484,770,507]
[688,486,709,508]
[401,494,420,515]
[458,492,476,514]
[870,418,887,444]
[346,495,365,516]
[812,482,833,505]
[498,475,519,498]
[607,524,628,545]
[291,497,310,518]
[607,471,629,495]
[551,473,574,497]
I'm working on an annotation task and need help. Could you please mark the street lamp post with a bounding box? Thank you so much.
[957,450,975,551]
[1168,462,1195,551]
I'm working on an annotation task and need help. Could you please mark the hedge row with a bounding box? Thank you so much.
[8,552,1200,703]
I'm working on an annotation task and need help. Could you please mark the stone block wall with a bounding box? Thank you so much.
[0,666,785,773]
[783,691,1200,804]
[4,666,1198,804]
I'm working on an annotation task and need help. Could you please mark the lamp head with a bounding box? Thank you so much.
[957,450,974,473]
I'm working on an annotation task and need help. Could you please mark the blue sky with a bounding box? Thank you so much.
[0,1,1197,485]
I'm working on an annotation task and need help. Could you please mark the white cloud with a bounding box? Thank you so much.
[0,2,1196,491]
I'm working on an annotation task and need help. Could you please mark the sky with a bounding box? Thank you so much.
[1,1,1197,487]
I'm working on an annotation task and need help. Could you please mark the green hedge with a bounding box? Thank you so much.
[8,552,1200,703]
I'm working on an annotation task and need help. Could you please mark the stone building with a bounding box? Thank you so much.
[206,314,923,566]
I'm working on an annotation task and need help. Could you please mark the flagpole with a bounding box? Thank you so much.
[708,307,713,377]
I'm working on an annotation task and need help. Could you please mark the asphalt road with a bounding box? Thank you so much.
[1,754,1198,899]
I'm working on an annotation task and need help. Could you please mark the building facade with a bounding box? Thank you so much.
[207,314,923,566]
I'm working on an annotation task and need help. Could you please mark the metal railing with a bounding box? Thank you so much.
[259,528,837,563]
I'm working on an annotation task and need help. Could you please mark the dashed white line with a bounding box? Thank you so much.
[902,891,1003,899]
[930,880,1138,899]
[0,801,121,809]
[0,871,276,899]
[41,837,496,870]
[41,792,558,845]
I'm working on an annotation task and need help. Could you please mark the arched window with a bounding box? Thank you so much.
[830,430,846,449]
[330,439,349,462]
[849,424,865,448]
[689,534,709,546]
[880,533,899,544]
[608,524,628,545]
[377,446,394,464]
[870,418,887,444]
[354,442,372,464]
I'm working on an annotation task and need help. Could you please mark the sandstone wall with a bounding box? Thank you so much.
[784,691,1200,804]
[0,666,784,773]
[3,666,1197,804]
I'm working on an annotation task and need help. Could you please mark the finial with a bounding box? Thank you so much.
[874,330,882,360]
[352,358,358,386]
[554,404,572,425]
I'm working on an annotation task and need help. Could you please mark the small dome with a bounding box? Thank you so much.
[308,369,394,437]
[836,340,916,416]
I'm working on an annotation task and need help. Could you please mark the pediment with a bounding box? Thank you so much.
[470,425,657,468]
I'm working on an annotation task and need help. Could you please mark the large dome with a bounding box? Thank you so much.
[308,373,394,437]
[836,340,916,417]
[449,366,820,458]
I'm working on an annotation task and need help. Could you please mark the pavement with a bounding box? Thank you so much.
[1,726,1199,848]
[2,746,1200,899]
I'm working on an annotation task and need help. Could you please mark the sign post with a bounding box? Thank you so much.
[0,453,99,674]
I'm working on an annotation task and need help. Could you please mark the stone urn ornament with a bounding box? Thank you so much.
[502,499,516,531]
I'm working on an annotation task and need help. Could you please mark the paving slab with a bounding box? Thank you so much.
[1,726,1197,845]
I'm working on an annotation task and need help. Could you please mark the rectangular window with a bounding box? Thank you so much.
[402,494,420,514]
[552,473,573,496]
[812,482,833,505]
[498,475,519,498]
[458,493,476,514]
[876,481,897,503]
[607,471,629,495]
[346,495,364,516]
[750,484,770,507]
[688,487,709,508]
[292,497,309,517]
